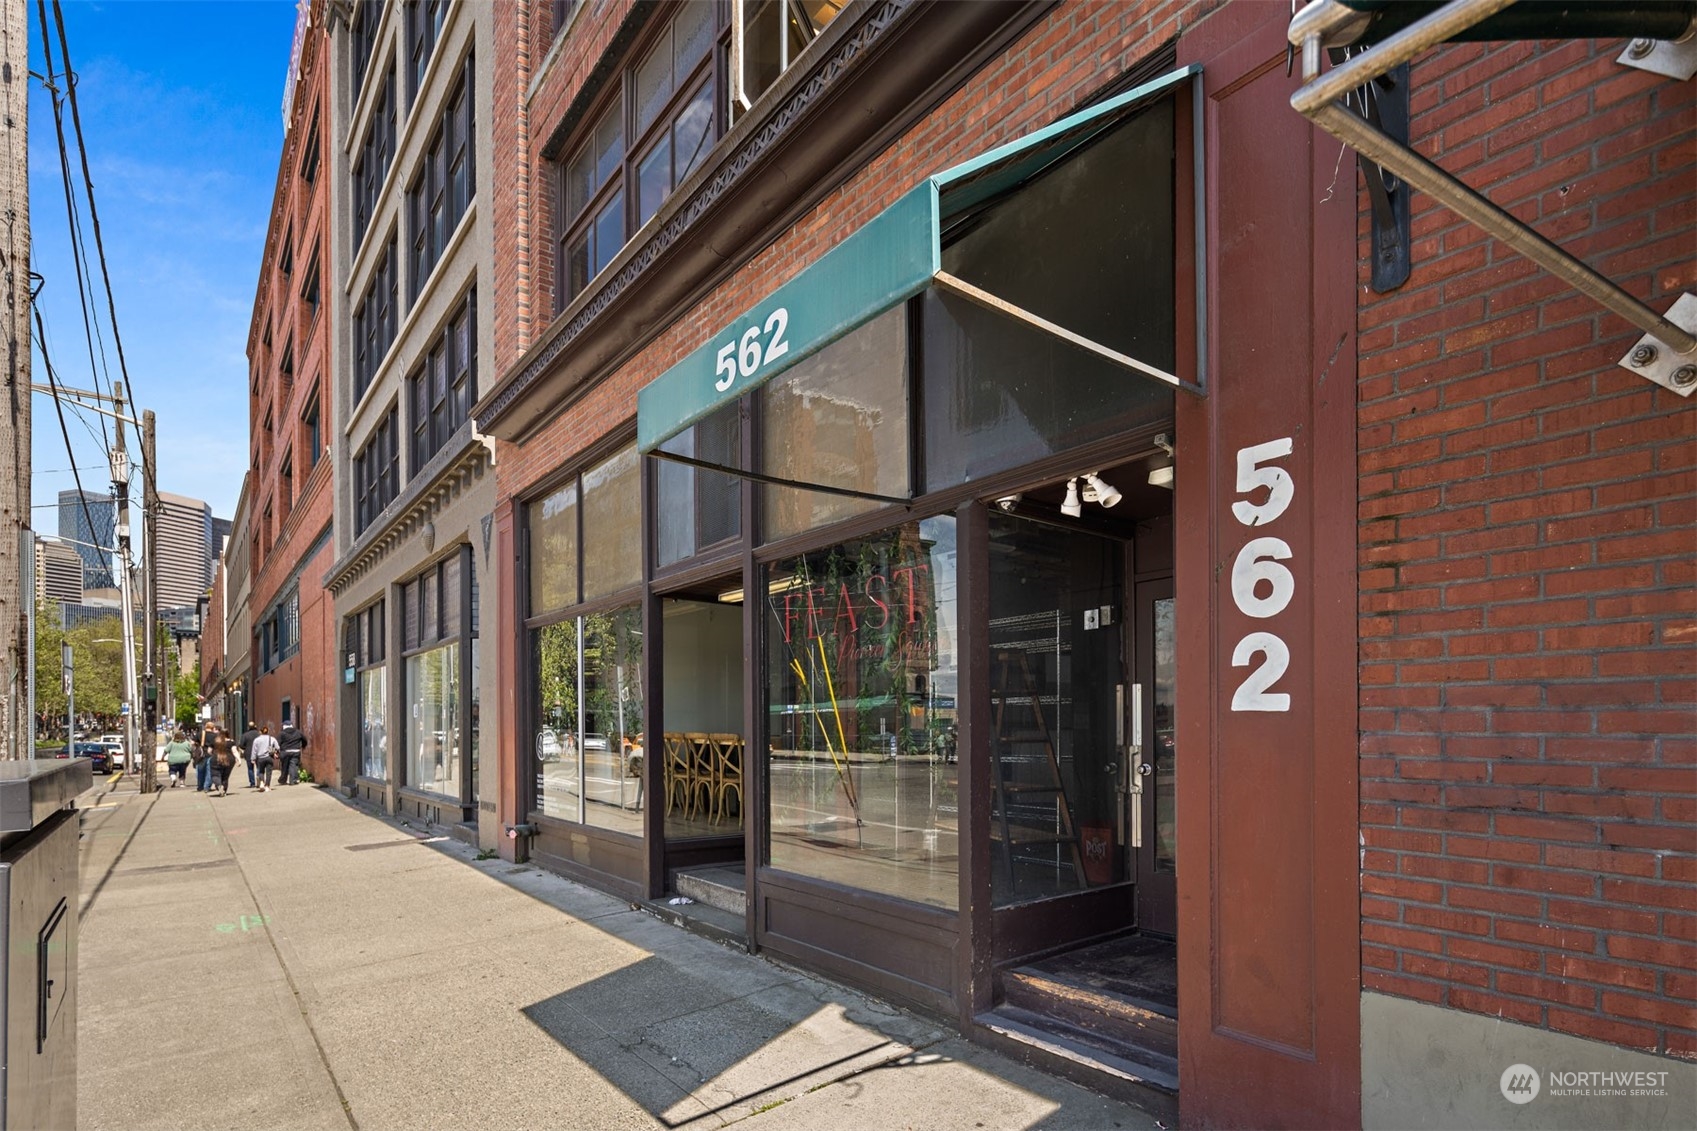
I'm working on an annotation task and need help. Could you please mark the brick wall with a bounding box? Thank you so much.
[1356,39,1696,1057]
[248,5,340,781]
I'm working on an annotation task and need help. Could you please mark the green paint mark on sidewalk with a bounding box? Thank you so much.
[214,914,270,934]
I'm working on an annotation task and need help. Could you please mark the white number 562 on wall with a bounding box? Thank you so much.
[1229,437,1295,712]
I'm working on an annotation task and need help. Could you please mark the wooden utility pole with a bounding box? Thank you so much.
[112,382,137,775]
[141,408,157,792]
[0,0,29,760]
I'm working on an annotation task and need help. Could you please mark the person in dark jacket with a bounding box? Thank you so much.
[210,728,238,796]
[278,723,308,785]
[196,719,221,792]
[238,723,261,789]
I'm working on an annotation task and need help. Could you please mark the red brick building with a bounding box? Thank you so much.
[200,475,252,734]
[247,0,337,783]
[471,1,1694,1126]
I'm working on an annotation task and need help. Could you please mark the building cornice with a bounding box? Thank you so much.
[324,426,494,596]
[474,0,1051,444]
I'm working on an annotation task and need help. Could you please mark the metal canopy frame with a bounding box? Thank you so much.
[1288,0,1697,396]
[637,63,1206,457]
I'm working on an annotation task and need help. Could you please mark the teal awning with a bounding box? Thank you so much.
[637,64,1203,455]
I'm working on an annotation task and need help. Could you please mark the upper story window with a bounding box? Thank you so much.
[302,387,323,467]
[408,286,477,472]
[301,248,322,322]
[354,406,401,535]
[558,2,717,309]
[406,0,449,107]
[353,236,399,401]
[299,108,321,183]
[278,223,294,277]
[278,335,295,380]
[407,55,475,299]
[350,0,381,100]
[734,0,843,117]
[353,73,396,251]
[550,0,583,47]
[279,448,295,523]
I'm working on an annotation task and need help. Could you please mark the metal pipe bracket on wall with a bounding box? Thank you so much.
[1287,0,1697,396]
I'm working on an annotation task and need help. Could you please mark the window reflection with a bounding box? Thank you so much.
[765,515,958,909]
[407,643,460,796]
[532,607,645,833]
[763,304,908,540]
[360,670,386,779]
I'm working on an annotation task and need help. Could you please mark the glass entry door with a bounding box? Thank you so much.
[988,514,1128,905]
[1132,578,1176,935]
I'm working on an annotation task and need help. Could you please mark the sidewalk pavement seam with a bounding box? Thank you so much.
[78,785,162,923]
[210,796,363,1131]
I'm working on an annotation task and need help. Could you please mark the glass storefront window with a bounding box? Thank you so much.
[582,445,642,599]
[407,642,461,798]
[656,404,741,567]
[764,515,958,909]
[762,304,908,540]
[582,607,644,833]
[359,668,386,780]
[531,607,644,832]
[529,480,579,616]
[534,619,581,822]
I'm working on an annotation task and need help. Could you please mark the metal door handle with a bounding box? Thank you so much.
[1138,763,1154,777]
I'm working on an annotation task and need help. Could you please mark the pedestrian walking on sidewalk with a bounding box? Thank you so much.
[211,730,238,796]
[196,719,220,791]
[278,721,308,785]
[239,722,261,789]
[251,726,281,792]
[163,731,194,787]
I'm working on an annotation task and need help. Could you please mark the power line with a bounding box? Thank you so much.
[33,303,106,583]
[50,0,150,502]
[34,0,112,456]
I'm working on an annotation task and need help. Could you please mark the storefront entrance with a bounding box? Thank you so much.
[982,469,1179,1091]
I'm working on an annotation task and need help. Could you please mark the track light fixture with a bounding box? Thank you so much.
[1082,472,1121,508]
[1060,478,1082,518]
[1149,432,1176,489]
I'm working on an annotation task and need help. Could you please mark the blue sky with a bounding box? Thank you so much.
[29,0,298,530]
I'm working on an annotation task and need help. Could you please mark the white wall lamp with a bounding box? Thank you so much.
[1060,479,1083,518]
[1082,472,1122,508]
[1149,433,1176,490]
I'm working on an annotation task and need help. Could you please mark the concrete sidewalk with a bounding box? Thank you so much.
[76,775,1167,1131]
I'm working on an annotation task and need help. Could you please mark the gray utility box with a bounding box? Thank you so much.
[0,760,91,1130]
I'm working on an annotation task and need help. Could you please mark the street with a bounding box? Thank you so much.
[75,773,1166,1130]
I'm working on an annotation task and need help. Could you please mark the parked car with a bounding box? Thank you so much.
[57,741,110,774]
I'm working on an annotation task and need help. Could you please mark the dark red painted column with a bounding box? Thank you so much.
[1176,5,1361,1127]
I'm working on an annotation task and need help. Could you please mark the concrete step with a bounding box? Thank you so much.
[1001,966,1178,1063]
[674,864,747,916]
[976,1005,1179,1095]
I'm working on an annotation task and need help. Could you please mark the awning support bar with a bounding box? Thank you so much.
[1289,0,1697,387]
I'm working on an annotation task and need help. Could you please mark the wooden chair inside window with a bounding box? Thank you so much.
[683,732,715,820]
[709,733,743,824]
[663,733,691,816]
